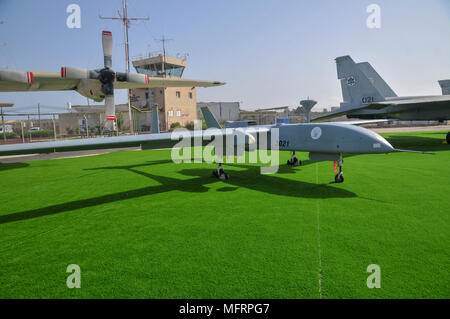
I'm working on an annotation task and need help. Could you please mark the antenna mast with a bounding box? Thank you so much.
[99,0,149,134]
[155,34,173,76]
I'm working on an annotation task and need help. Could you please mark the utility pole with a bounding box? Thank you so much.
[1,106,5,141]
[99,0,149,135]
[20,120,24,143]
[52,114,57,141]
[84,114,89,138]
[27,114,31,142]
[155,34,173,76]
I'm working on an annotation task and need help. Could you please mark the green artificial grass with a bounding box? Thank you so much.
[0,130,448,298]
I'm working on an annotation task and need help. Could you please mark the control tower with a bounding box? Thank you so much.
[131,54,196,132]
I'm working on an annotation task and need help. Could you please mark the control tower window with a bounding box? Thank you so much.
[136,63,185,78]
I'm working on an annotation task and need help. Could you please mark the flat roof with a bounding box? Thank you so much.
[132,55,187,68]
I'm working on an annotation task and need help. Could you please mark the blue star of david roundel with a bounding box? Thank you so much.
[347,76,356,86]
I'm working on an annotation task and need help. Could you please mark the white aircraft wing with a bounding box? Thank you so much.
[114,77,225,89]
[0,69,225,92]
[0,128,252,156]
[0,70,79,92]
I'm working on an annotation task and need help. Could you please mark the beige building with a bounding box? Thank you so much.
[131,55,197,131]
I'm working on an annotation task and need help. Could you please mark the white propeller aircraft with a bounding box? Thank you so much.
[0,30,225,129]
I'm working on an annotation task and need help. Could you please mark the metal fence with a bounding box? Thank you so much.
[0,111,143,146]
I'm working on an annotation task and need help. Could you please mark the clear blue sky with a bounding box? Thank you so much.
[0,0,449,113]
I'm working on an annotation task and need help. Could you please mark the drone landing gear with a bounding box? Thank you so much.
[212,163,229,180]
[334,154,344,183]
[287,151,302,166]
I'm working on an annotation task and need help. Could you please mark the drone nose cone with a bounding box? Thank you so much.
[369,132,394,153]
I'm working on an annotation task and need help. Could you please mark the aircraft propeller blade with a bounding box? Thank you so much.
[60,66,91,79]
[104,94,115,130]
[0,69,34,84]
[102,30,113,69]
[115,72,150,84]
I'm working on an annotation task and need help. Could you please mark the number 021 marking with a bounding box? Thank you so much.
[362,96,374,103]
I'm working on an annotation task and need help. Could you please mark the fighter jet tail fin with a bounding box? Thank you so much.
[200,106,221,129]
[336,55,385,109]
[438,80,450,95]
[151,104,160,134]
[356,62,397,97]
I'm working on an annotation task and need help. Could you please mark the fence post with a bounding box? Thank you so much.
[52,114,57,141]
[1,107,5,142]
[20,120,24,143]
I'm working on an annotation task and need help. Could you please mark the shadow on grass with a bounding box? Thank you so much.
[0,162,29,171]
[0,160,356,225]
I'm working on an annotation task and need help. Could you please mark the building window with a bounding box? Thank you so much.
[176,91,181,98]
[168,110,174,117]
[145,92,149,99]
[188,92,193,99]
[176,110,181,117]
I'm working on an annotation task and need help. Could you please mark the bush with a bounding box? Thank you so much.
[2,132,18,139]
[185,122,195,130]
[27,130,54,138]
[169,122,183,131]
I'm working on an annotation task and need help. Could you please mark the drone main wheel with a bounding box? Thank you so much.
[335,173,344,183]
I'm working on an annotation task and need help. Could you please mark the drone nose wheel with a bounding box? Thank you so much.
[212,163,229,180]
[287,151,302,166]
